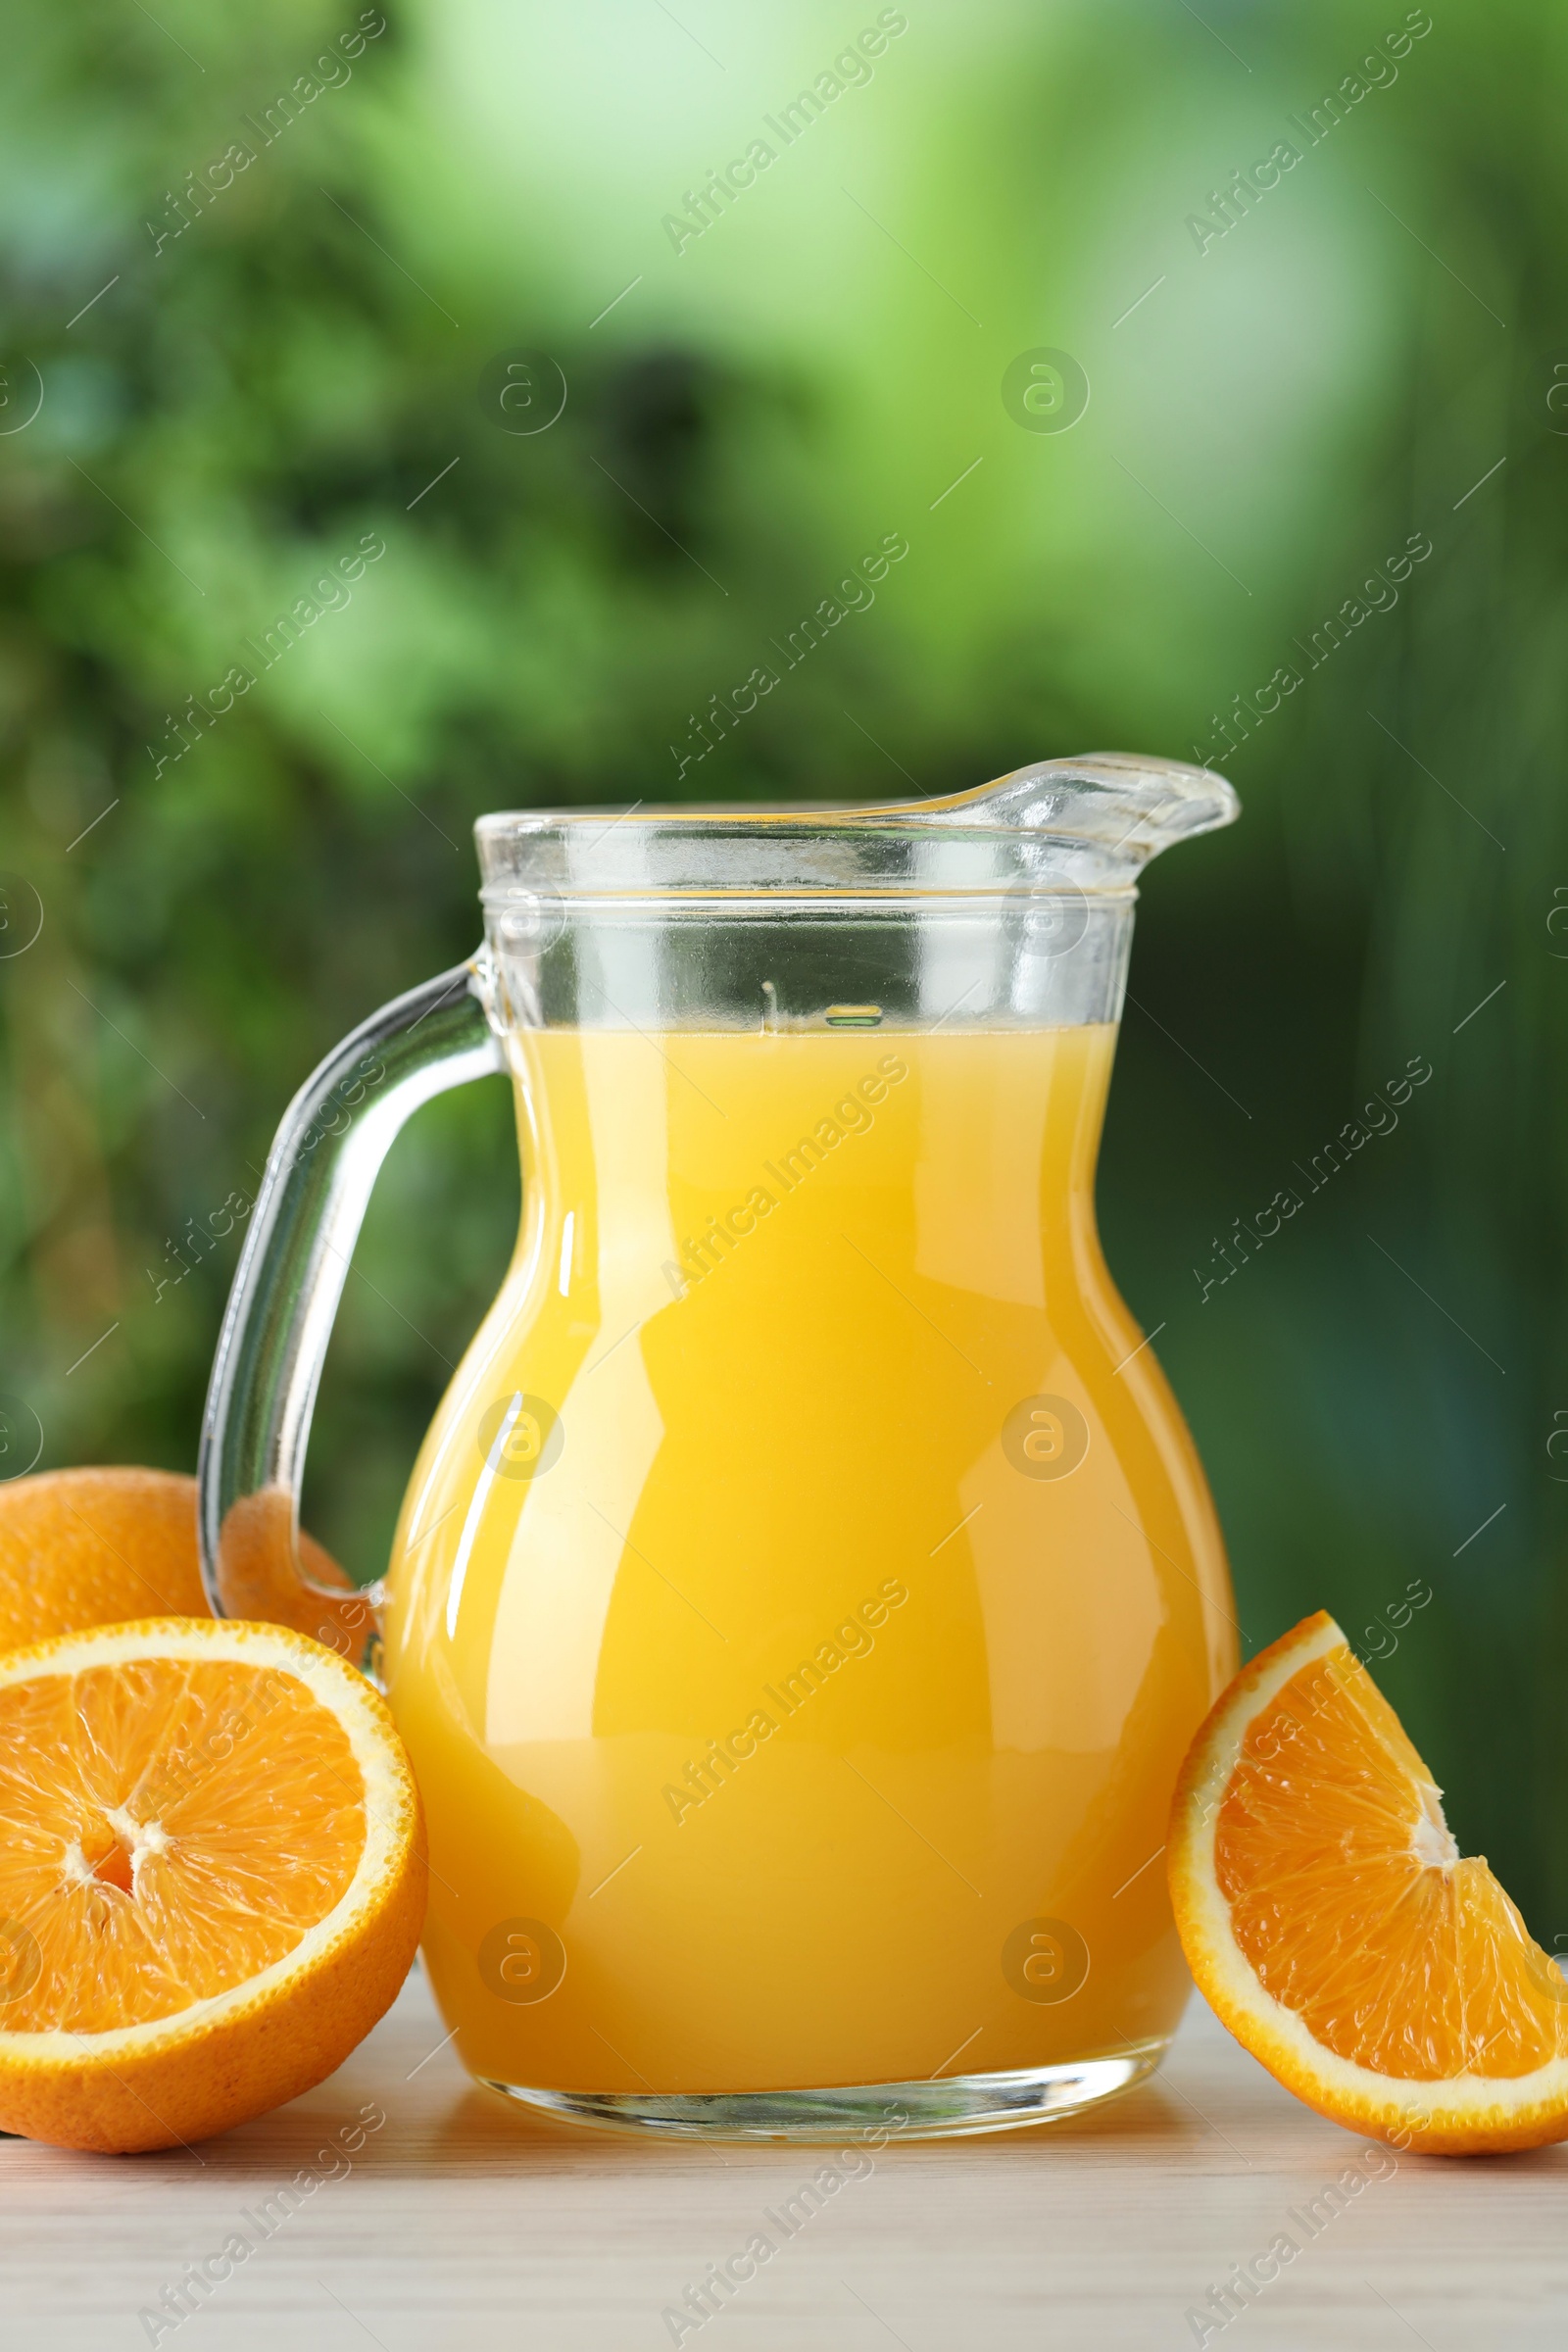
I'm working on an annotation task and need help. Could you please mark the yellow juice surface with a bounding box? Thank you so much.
[383,1022,1236,2093]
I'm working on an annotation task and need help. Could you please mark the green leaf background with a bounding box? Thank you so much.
[3,0,1565,1920]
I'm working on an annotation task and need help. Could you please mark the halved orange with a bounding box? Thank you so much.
[1169,1609,1568,2155]
[0,1617,424,2152]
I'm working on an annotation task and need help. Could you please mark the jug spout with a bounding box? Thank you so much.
[869,752,1240,887]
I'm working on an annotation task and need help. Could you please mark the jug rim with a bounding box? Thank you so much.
[475,753,1235,834]
[473,753,1238,900]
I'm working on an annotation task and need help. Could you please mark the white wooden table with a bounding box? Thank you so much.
[5,1967,1563,2350]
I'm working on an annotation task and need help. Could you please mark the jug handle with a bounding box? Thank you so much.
[197,956,505,1663]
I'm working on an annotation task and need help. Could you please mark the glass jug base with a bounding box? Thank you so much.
[478,2036,1169,2143]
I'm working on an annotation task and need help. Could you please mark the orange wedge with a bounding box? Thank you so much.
[0,1617,424,2152]
[1169,1609,1568,2156]
[0,1467,351,1652]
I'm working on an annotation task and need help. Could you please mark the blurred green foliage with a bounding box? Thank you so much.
[3,0,1567,1916]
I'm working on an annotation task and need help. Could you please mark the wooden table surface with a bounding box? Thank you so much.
[6,1966,1564,2351]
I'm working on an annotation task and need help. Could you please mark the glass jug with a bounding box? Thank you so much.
[199,753,1240,2140]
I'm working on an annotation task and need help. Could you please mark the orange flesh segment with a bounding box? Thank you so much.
[1215,1641,1568,2080]
[0,1659,366,2034]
